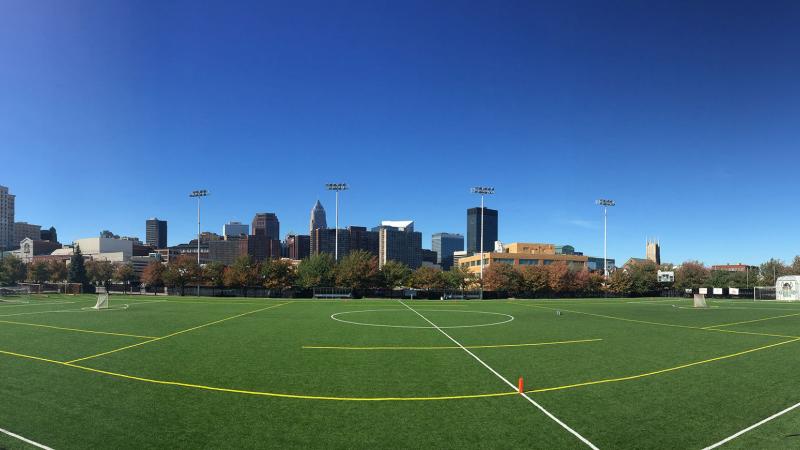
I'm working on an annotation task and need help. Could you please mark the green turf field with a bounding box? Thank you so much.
[2,294,800,449]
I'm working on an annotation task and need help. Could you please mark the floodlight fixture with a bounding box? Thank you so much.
[471,186,496,299]
[326,183,349,260]
[189,189,209,295]
[595,198,615,279]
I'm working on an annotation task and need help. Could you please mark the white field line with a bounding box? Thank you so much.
[0,300,165,318]
[398,300,599,450]
[0,301,77,308]
[0,426,54,450]
[702,400,800,449]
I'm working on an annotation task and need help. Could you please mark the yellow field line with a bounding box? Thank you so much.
[526,338,800,394]
[303,338,603,351]
[0,319,156,339]
[511,302,800,339]
[2,336,797,401]
[704,312,800,329]
[66,302,291,364]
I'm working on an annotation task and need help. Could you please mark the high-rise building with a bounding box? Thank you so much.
[222,221,249,238]
[311,228,350,258]
[252,213,280,240]
[377,221,422,269]
[14,222,42,245]
[40,226,58,244]
[146,218,168,249]
[348,226,379,256]
[209,239,246,265]
[466,207,498,254]
[646,239,661,265]
[284,234,311,260]
[432,232,464,270]
[0,185,15,250]
[309,200,327,232]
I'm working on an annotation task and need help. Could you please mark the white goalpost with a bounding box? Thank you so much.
[693,293,708,308]
[92,292,110,310]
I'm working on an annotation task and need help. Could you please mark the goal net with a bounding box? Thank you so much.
[313,287,353,299]
[92,293,109,310]
[693,294,708,308]
[754,286,776,301]
[0,286,32,304]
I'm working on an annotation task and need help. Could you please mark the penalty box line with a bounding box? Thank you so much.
[397,300,599,450]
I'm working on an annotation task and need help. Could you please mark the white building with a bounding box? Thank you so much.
[73,237,133,262]
[776,276,800,301]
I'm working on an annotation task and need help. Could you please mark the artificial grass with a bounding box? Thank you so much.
[1,294,800,448]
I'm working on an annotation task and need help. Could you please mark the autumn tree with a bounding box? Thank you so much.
[141,261,166,292]
[114,263,137,293]
[606,269,632,295]
[163,255,201,295]
[204,262,226,289]
[27,261,50,284]
[674,261,709,290]
[441,265,474,291]
[546,263,574,295]
[519,265,549,296]
[224,255,259,296]
[410,267,445,290]
[261,258,297,290]
[482,263,522,293]
[335,250,379,290]
[47,260,68,283]
[760,259,790,286]
[86,260,116,290]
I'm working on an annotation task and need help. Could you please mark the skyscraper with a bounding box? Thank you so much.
[146,218,168,248]
[309,200,327,233]
[252,213,280,240]
[309,200,327,256]
[284,234,311,260]
[40,226,58,244]
[0,186,15,250]
[466,207,498,254]
[432,232,464,270]
[377,221,422,269]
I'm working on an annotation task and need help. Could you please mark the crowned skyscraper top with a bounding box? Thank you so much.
[309,200,327,233]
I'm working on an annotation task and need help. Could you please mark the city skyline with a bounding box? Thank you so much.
[3,2,800,265]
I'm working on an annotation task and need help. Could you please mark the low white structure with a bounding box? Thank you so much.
[776,276,800,301]
[74,237,133,261]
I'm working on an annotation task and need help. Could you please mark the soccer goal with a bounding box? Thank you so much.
[92,292,110,310]
[754,286,776,301]
[0,286,32,304]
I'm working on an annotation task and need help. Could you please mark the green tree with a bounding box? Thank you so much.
[296,253,336,289]
[114,263,137,293]
[163,255,201,295]
[380,260,411,288]
[410,267,445,290]
[224,255,259,296]
[67,245,89,289]
[482,263,522,293]
[335,250,379,290]
[441,265,474,291]
[204,261,226,289]
[261,258,297,290]
[0,255,27,286]
[86,260,115,290]
[627,260,659,295]
[47,260,68,283]
[27,261,50,284]
[674,261,710,290]
[760,258,790,286]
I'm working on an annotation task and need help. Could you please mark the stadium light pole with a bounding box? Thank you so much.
[325,183,348,261]
[472,186,495,300]
[189,189,209,296]
[595,199,615,279]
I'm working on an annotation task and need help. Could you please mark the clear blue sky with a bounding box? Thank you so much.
[2,0,799,265]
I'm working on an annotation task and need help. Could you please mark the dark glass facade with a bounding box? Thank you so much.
[466,207,498,253]
[146,219,167,249]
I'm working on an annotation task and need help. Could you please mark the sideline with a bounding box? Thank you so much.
[701,399,800,449]
[0,426,54,450]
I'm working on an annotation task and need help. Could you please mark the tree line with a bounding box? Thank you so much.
[4,249,800,297]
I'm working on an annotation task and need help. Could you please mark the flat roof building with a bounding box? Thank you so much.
[457,242,590,273]
[377,221,422,269]
[223,221,249,238]
[0,186,15,250]
[146,218,168,249]
[466,207,498,254]
[432,232,464,270]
